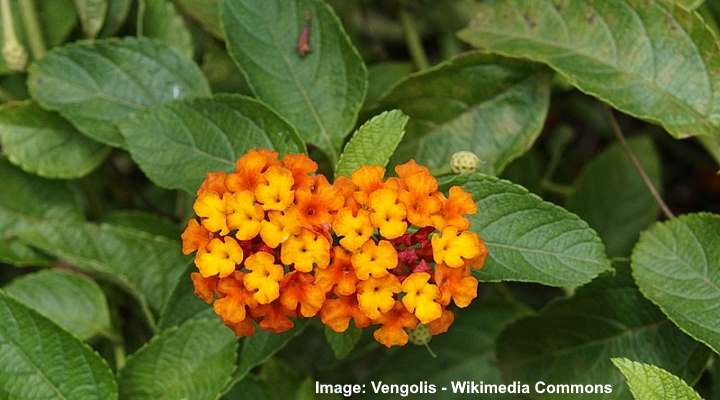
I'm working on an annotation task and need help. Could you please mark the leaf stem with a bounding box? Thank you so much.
[399,9,428,70]
[18,0,45,59]
[605,106,675,219]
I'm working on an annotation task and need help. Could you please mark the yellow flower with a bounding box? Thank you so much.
[193,192,228,235]
[280,229,330,272]
[401,272,442,324]
[243,252,284,304]
[260,207,302,248]
[255,166,295,211]
[351,239,398,280]
[369,188,407,239]
[332,208,373,251]
[431,227,482,268]
[225,191,264,240]
[357,274,401,319]
[195,237,243,278]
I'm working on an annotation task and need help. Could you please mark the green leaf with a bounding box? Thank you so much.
[74,0,108,38]
[4,269,111,340]
[631,212,720,354]
[202,42,251,94]
[15,221,191,315]
[324,325,361,360]
[383,52,551,175]
[99,0,133,37]
[176,0,223,39]
[498,265,710,400]
[0,291,118,399]
[138,0,194,58]
[102,210,181,238]
[0,101,110,179]
[0,240,51,267]
[458,0,720,141]
[28,37,211,148]
[158,267,216,330]
[449,173,612,287]
[221,0,368,164]
[367,290,531,399]
[363,62,414,111]
[0,157,84,235]
[612,358,703,400]
[335,110,409,177]
[119,94,305,193]
[119,319,237,400]
[234,321,308,382]
[673,0,706,11]
[567,136,661,257]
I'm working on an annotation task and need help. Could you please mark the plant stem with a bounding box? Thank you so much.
[540,180,574,196]
[399,9,428,70]
[605,106,675,219]
[18,0,44,59]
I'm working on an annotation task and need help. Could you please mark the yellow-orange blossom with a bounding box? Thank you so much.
[181,149,487,347]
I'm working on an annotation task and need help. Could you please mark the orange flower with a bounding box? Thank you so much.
[190,272,217,304]
[333,176,360,212]
[255,166,295,211]
[434,264,478,307]
[373,301,418,347]
[395,159,429,179]
[351,165,385,205]
[225,191,264,240]
[431,226,482,268]
[181,219,212,255]
[281,229,330,272]
[243,252,284,304]
[369,188,407,239]
[357,274,401,319]
[351,239,398,280]
[193,192,228,235]
[226,149,278,192]
[295,175,343,227]
[332,208,373,251]
[197,171,228,196]
[433,186,477,230]
[428,309,454,335]
[401,272,442,324]
[320,295,371,333]
[251,302,295,333]
[315,247,358,296]
[213,272,256,324]
[225,318,256,337]
[195,237,243,278]
[279,271,325,317]
[397,171,442,228]
[260,207,301,248]
[282,153,317,189]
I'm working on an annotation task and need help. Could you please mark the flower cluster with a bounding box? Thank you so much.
[181,149,487,347]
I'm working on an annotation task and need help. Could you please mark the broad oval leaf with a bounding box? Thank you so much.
[119,319,237,400]
[567,136,661,257]
[99,0,133,37]
[4,269,111,340]
[631,212,720,354]
[139,0,194,57]
[335,109,409,177]
[450,173,611,287]
[28,37,211,148]
[74,0,108,37]
[158,268,216,330]
[612,358,703,400]
[383,52,551,175]
[0,101,110,179]
[119,94,305,193]
[234,321,308,382]
[458,0,720,140]
[221,0,368,164]
[102,210,181,239]
[498,266,710,400]
[0,292,118,399]
[176,0,223,39]
[324,325,361,360]
[15,221,191,315]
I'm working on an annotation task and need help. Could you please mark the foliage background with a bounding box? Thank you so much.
[0,0,719,399]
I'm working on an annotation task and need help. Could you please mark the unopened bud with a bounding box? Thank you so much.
[407,324,432,346]
[3,40,27,71]
[450,151,480,174]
